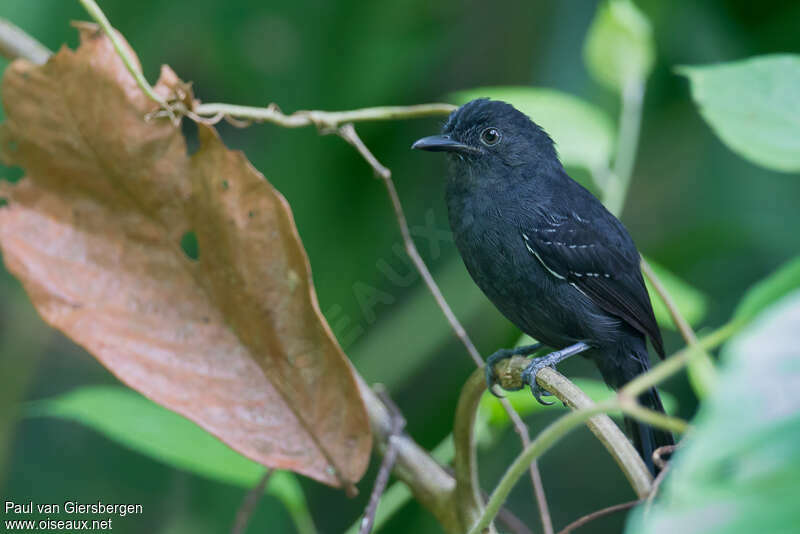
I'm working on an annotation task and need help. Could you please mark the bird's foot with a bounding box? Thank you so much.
[484,343,543,398]
[520,342,592,405]
[521,356,560,406]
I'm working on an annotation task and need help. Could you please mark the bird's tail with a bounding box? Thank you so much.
[624,387,674,475]
[596,341,674,475]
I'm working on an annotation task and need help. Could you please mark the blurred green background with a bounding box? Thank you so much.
[1,1,799,533]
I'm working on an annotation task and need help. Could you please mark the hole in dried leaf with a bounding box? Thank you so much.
[0,198,7,208]
[6,140,18,152]
[180,231,200,260]
[222,180,229,191]
[1,166,24,183]
[181,118,200,156]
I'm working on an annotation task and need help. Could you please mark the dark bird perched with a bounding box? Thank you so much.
[412,98,673,474]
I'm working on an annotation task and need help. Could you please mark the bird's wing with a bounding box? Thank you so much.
[521,212,664,357]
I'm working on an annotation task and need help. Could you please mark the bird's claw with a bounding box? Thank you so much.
[485,365,505,398]
[521,360,556,406]
[485,348,517,397]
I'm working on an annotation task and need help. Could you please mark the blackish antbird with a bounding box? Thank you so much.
[412,98,673,473]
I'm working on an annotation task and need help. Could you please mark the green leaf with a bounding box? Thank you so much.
[627,290,800,534]
[644,258,708,330]
[584,0,655,92]
[734,255,800,323]
[28,386,316,534]
[678,55,800,173]
[449,87,614,173]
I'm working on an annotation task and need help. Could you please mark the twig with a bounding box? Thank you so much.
[644,463,670,515]
[640,259,698,346]
[77,0,175,119]
[337,122,553,533]
[555,500,642,534]
[359,385,407,534]
[355,375,461,532]
[195,102,457,130]
[644,444,678,515]
[335,124,482,368]
[652,444,677,471]
[640,258,717,396]
[0,18,51,65]
[494,504,535,534]
[230,469,273,534]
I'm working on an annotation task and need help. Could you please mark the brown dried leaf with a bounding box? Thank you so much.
[0,27,370,487]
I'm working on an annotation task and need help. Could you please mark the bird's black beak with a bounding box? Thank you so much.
[411,135,478,155]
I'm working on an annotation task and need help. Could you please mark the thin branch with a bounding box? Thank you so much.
[0,18,51,65]
[494,504,535,534]
[359,385,407,534]
[644,463,670,515]
[337,123,482,368]
[230,469,273,534]
[644,444,678,516]
[652,443,677,471]
[337,122,553,533]
[195,102,457,130]
[555,500,642,534]
[640,257,717,396]
[77,0,174,119]
[640,259,698,345]
[337,124,392,180]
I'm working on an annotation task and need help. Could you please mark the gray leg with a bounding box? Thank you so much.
[485,343,544,397]
[521,342,591,405]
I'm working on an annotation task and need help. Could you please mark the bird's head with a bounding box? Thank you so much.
[412,98,559,173]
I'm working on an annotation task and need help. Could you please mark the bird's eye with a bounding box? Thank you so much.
[480,127,502,146]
